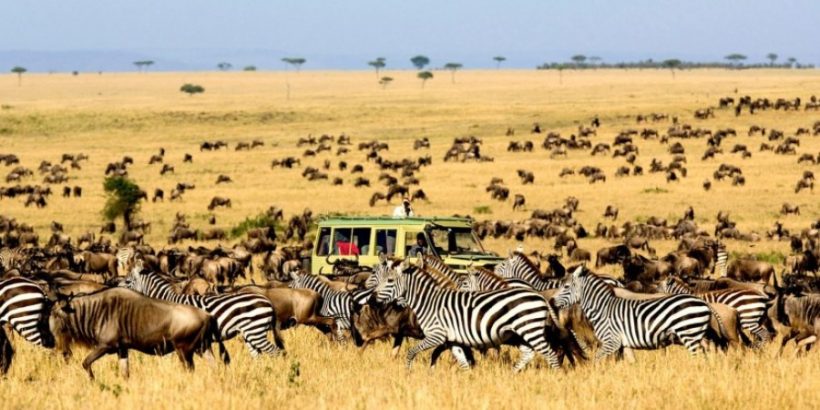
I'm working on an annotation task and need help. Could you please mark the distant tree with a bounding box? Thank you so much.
[379,76,394,89]
[282,57,306,72]
[766,53,778,66]
[724,53,747,68]
[556,63,567,84]
[417,71,433,88]
[410,55,430,70]
[368,57,386,78]
[10,66,26,86]
[180,83,205,96]
[217,62,233,71]
[493,56,506,69]
[588,56,602,67]
[133,60,154,73]
[243,65,257,71]
[662,59,682,79]
[102,176,143,229]
[786,57,797,68]
[443,62,463,83]
[571,54,587,68]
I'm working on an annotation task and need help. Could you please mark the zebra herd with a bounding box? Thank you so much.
[0,247,812,378]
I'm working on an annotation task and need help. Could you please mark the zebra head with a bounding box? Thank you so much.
[552,265,587,309]
[493,257,512,278]
[122,258,149,293]
[374,262,409,306]
[288,270,308,289]
[457,272,478,291]
[366,254,395,289]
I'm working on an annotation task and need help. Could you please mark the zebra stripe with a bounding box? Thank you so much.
[458,267,509,292]
[419,255,462,283]
[554,267,712,359]
[124,266,282,357]
[495,253,563,291]
[115,247,136,274]
[289,273,353,339]
[715,244,729,277]
[376,264,561,371]
[660,277,771,345]
[0,277,51,347]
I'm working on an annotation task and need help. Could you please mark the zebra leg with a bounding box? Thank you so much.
[623,347,636,363]
[241,325,281,357]
[448,346,472,369]
[406,330,446,370]
[0,329,13,375]
[513,345,535,373]
[594,339,622,362]
[750,324,771,348]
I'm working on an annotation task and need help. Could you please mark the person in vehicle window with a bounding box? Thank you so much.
[335,234,360,255]
[408,233,429,257]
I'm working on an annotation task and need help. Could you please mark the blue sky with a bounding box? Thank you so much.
[2,0,818,71]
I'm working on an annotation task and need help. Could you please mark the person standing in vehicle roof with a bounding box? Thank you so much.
[392,196,414,218]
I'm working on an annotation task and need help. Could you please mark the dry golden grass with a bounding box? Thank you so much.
[1,69,819,408]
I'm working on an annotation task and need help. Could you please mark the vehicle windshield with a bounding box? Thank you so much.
[427,226,485,256]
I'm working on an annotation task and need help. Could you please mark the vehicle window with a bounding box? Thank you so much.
[332,228,353,255]
[405,231,431,257]
[352,228,372,255]
[375,229,397,255]
[428,227,483,256]
[316,227,331,256]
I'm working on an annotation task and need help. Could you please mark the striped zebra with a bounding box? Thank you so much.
[715,243,729,277]
[115,247,136,274]
[553,266,714,361]
[0,247,24,273]
[458,267,509,291]
[418,254,462,283]
[289,272,353,340]
[495,253,563,291]
[375,262,561,371]
[124,263,283,357]
[0,277,53,372]
[659,276,771,346]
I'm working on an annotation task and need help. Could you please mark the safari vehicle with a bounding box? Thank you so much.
[310,216,503,274]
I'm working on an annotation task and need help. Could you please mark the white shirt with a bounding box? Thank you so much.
[393,204,414,218]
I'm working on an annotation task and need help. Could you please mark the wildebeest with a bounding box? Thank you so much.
[207,196,232,211]
[48,288,226,379]
[727,258,775,284]
[595,244,631,267]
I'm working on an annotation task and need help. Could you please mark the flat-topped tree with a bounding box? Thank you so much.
[410,55,430,70]
[571,54,587,68]
[724,53,747,68]
[133,60,154,73]
[10,66,26,86]
[243,65,257,71]
[444,62,462,83]
[766,53,778,66]
[493,56,506,69]
[663,59,682,79]
[379,76,393,89]
[368,58,386,78]
[180,83,205,96]
[417,71,433,89]
[217,62,232,71]
[282,57,306,72]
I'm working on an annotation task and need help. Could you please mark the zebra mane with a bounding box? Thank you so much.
[420,255,460,282]
[512,252,544,277]
[666,275,693,292]
[470,266,509,289]
[416,265,458,289]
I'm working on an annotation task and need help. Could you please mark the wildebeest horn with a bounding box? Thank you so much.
[289,270,299,281]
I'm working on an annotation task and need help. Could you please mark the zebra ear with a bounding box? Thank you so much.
[572,265,586,278]
[289,270,299,281]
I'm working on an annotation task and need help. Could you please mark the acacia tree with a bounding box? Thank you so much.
[571,54,587,68]
[103,176,143,229]
[133,60,154,73]
[410,55,430,70]
[217,62,233,71]
[787,57,797,68]
[444,62,462,83]
[368,57,386,79]
[282,57,306,72]
[663,59,682,79]
[180,83,205,96]
[588,56,602,67]
[493,56,506,69]
[724,53,747,68]
[10,66,26,86]
[766,53,778,66]
[379,76,393,89]
[417,71,433,88]
[243,65,257,71]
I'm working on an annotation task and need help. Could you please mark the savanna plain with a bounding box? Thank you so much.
[1,69,819,409]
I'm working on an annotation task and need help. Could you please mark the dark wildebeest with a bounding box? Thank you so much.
[238,286,337,336]
[48,288,227,380]
[207,196,232,211]
[595,244,631,268]
[512,194,526,211]
[727,259,775,284]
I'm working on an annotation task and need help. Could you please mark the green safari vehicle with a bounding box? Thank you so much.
[310,216,503,274]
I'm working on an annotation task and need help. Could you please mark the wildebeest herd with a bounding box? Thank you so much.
[1,92,820,379]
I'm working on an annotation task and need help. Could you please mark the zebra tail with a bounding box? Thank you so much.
[209,316,231,365]
[271,314,286,351]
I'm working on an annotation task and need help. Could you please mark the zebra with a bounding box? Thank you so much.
[715,243,729,277]
[124,262,283,357]
[375,262,561,371]
[457,267,509,291]
[0,247,24,273]
[115,247,136,275]
[495,253,564,291]
[289,271,353,340]
[553,266,715,361]
[659,276,772,346]
[0,277,53,373]
[418,254,462,283]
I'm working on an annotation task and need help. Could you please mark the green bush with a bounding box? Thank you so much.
[230,213,279,239]
[641,187,669,194]
[473,205,492,214]
[102,176,142,226]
